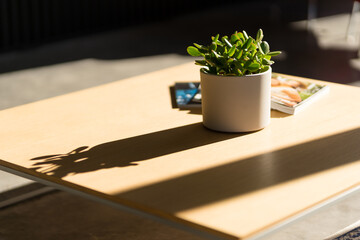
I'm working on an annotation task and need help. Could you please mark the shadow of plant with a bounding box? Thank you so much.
[30,123,245,178]
[118,127,360,211]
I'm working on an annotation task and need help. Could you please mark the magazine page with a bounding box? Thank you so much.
[174,82,201,109]
[271,74,329,114]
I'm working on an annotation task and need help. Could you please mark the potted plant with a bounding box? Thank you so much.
[187,29,281,132]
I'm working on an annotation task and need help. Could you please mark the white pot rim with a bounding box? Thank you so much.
[200,67,272,78]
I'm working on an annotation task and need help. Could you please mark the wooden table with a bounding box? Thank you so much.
[1,62,360,240]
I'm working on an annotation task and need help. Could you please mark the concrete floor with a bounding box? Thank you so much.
[0,187,359,240]
[0,190,205,240]
[1,2,360,240]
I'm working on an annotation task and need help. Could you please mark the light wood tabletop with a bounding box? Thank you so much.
[1,62,360,240]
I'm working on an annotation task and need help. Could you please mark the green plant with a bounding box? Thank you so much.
[187,29,281,76]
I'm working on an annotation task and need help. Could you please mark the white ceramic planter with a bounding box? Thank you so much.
[201,68,272,132]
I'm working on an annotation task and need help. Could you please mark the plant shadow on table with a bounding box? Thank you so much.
[30,123,246,178]
[29,126,360,213]
[117,127,360,212]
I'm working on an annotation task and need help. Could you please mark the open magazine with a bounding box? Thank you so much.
[174,74,329,114]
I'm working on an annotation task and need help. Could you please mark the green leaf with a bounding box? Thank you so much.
[243,30,249,39]
[200,68,208,74]
[248,43,257,51]
[234,49,243,59]
[236,32,245,42]
[260,41,270,54]
[212,34,220,42]
[248,63,261,71]
[217,56,227,65]
[195,60,207,66]
[261,65,270,73]
[218,69,226,75]
[233,59,242,68]
[228,45,236,57]
[256,29,264,42]
[242,38,253,50]
[205,59,216,67]
[227,58,234,64]
[267,51,282,56]
[210,42,217,51]
[215,40,223,46]
[221,36,228,41]
[187,46,203,57]
[209,66,217,74]
[193,43,206,50]
[193,43,209,53]
[236,69,243,76]
[244,60,251,68]
[245,61,260,71]
[223,38,232,48]
[262,58,272,65]
[187,29,276,76]
[231,33,240,44]
[211,50,221,58]
[217,45,225,55]
[257,42,264,55]
[251,50,256,58]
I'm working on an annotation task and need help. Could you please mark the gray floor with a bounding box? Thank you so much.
[1,3,360,240]
[0,190,206,240]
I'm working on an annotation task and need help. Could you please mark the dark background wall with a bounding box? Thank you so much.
[0,0,316,52]
[0,0,357,83]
